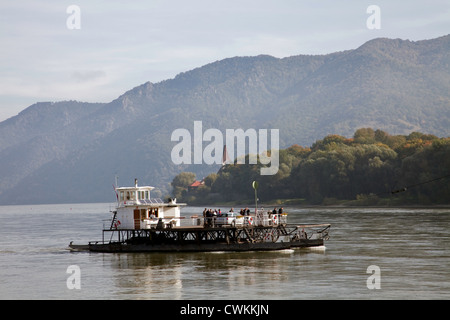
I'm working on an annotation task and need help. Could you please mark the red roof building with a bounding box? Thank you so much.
[188,180,204,191]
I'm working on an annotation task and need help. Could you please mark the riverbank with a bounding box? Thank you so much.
[185,196,450,209]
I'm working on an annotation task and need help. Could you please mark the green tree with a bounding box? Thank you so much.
[171,172,196,199]
[203,173,218,187]
[171,129,449,205]
[354,128,376,144]
[398,137,450,203]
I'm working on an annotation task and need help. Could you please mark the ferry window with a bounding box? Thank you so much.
[130,192,136,200]
[120,191,124,201]
[141,209,147,220]
[145,191,149,199]
[126,192,130,200]
[141,191,145,199]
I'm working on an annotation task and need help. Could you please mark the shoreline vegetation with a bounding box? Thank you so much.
[181,199,450,209]
[171,128,450,207]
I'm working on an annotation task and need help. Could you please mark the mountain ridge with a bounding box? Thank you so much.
[0,35,449,204]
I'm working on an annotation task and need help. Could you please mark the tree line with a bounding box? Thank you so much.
[171,128,450,205]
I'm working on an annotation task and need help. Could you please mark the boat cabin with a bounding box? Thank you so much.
[114,179,185,230]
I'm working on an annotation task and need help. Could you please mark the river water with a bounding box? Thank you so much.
[0,203,449,300]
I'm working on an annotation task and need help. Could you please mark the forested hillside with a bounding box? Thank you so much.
[0,35,449,204]
[173,129,450,205]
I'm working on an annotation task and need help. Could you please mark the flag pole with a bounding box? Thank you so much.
[252,181,258,215]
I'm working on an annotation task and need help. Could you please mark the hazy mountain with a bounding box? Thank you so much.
[0,35,449,204]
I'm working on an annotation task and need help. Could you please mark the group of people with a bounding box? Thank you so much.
[202,207,284,218]
[202,207,253,217]
[201,206,286,227]
[236,208,251,216]
[270,207,284,216]
[203,208,222,218]
[202,208,225,227]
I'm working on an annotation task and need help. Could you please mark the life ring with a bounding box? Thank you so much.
[247,217,253,225]
[273,215,278,224]
[114,220,121,228]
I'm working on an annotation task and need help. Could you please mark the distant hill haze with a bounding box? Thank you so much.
[0,35,449,204]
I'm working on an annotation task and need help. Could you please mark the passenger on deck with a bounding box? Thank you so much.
[204,209,212,227]
[300,228,307,239]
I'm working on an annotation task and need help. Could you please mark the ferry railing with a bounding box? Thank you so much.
[253,212,287,226]
[188,215,203,226]
[184,212,288,228]
[292,224,331,240]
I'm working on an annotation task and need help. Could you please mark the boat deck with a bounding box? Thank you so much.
[106,223,330,232]
[70,223,330,253]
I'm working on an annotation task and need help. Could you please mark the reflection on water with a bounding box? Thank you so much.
[0,204,449,299]
[104,248,326,300]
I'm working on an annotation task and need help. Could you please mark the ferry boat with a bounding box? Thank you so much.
[69,179,330,252]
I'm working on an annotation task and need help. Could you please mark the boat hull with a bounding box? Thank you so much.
[70,238,324,253]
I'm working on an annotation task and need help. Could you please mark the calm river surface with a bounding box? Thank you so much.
[0,203,449,300]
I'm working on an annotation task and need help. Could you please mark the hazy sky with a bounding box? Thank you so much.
[0,0,449,121]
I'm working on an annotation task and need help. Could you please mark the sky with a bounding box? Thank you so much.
[0,0,449,122]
